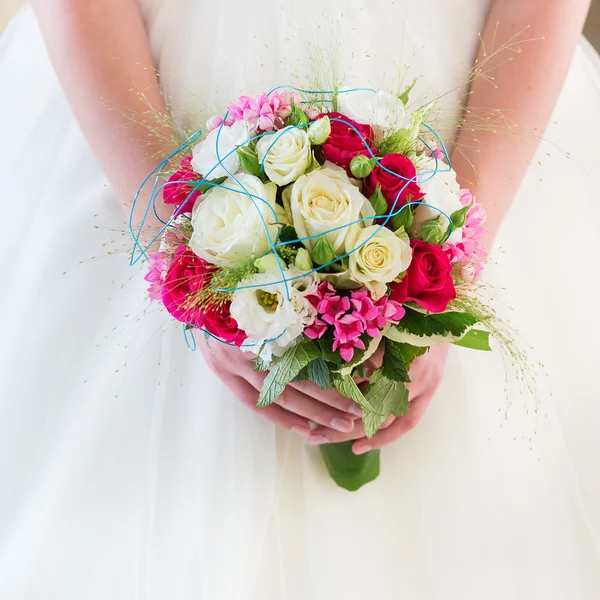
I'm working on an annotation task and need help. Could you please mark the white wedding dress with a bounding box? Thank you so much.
[1,1,600,598]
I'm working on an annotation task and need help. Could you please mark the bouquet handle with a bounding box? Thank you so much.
[320,442,380,491]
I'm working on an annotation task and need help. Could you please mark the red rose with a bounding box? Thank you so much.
[319,112,376,174]
[364,153,423,209]
[163,155,202,213]
[204,303,247,348]
[390,241,456,313]
[161,246,213,327]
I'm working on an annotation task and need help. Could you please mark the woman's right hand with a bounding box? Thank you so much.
[199,337,362,438]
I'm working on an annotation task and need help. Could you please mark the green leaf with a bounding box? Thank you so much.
[453,328,491,351]
[362,371,410,438]
[386,308,478,346]
[369,184,388,217]
[257,341,321,407]
[312,236,337,265]
[320,442,380,491]
[237,146,261,177]
[307,358,333,390]
[318,335,344,365]
[196,176,227,194]
[382,339,427,382]
[450,204,470,229]
[253,356,272,372]
[391,202,414,231]
[333,373,367,406]
[287,99,309,127]
[278,224,299,244]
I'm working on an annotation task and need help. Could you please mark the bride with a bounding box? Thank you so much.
[1,0,599,597]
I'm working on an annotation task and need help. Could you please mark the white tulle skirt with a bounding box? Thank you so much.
[1,7,600,599]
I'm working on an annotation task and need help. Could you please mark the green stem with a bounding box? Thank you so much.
[320,442,380,491]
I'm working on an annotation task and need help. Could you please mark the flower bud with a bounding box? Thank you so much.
[420,216,446,245]
[350,154,375,178]
[295,248,313,272]
[312,236,337,266]
[307,116,331,146]
[450,204,470,229]
[254,252,280,273]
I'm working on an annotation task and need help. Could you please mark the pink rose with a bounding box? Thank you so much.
[363,154,423,209]
[318,112,376,175]
[390,241,456,313]
[203,303,247,348]
[161,246,214,327]
[163,155,202,213]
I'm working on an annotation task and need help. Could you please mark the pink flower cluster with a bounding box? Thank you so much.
[305,283,405,362]
[443,190,488,284]
[207,91,297,133]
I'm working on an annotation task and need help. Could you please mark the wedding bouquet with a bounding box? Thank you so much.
[133,85,491,490]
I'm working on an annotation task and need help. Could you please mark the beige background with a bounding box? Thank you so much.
[1,1,600,49]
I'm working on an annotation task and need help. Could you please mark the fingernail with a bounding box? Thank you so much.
[348,404,362,417]
[292,425,310,437]
[330,417,354,433]
[308,434,329,445]
[353,445,372,455]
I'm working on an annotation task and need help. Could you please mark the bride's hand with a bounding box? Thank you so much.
[199,337,362,438]
[306,344,449,454]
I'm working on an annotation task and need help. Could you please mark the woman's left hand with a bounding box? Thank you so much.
[307,344,449,454]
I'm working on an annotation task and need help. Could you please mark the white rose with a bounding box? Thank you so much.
[286,163,375,255]
[191,120,249,180]
[413,156,463,243]
[189,173,279,267]
[338,90,412,135]
[230,268,318,361]
[256,126,312,186]
[345,225,412,300]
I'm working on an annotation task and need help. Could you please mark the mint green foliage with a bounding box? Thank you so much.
[393,308,478,341]
[453,328,492,351]
[420,216,447,245]
[287,99,309,127]
[277,244,298,266]
[211,262,258,296]
[369,184,388,217]
[450,204,470,229]
[382,339,427,383]
[391,201,414,231]
[362,370,410,438]
[350,155,375,178]
[312,236,337,265]
[320,442,380,491]
[333,373,368,407]
[237,146,262,178]
[253,356,272,372]
[257,342,321,407]
[307,358,334,389]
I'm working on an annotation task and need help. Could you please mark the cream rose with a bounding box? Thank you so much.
[285,163,374,255]
[191,120,249,180]
[345,225,412,299]
[189,173,279,267]
[256,126,312,185]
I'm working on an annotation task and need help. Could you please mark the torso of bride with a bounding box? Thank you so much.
[136,0,492,132]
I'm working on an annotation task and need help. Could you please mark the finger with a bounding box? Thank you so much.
[306,415,396,445]
[276,387,356,433]
[352,392,432,454]
[226,376,312,437]
[288,380,362,417]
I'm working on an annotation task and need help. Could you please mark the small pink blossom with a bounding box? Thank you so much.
[428,146,446,160]
[332,314,366,362]
[375,297,406,325]
[318,294,351,326]
[350,290,381,336]
[223,91,297,133]
[306,281,336,309]
[304,318,328,340]
[145,251,169,302]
